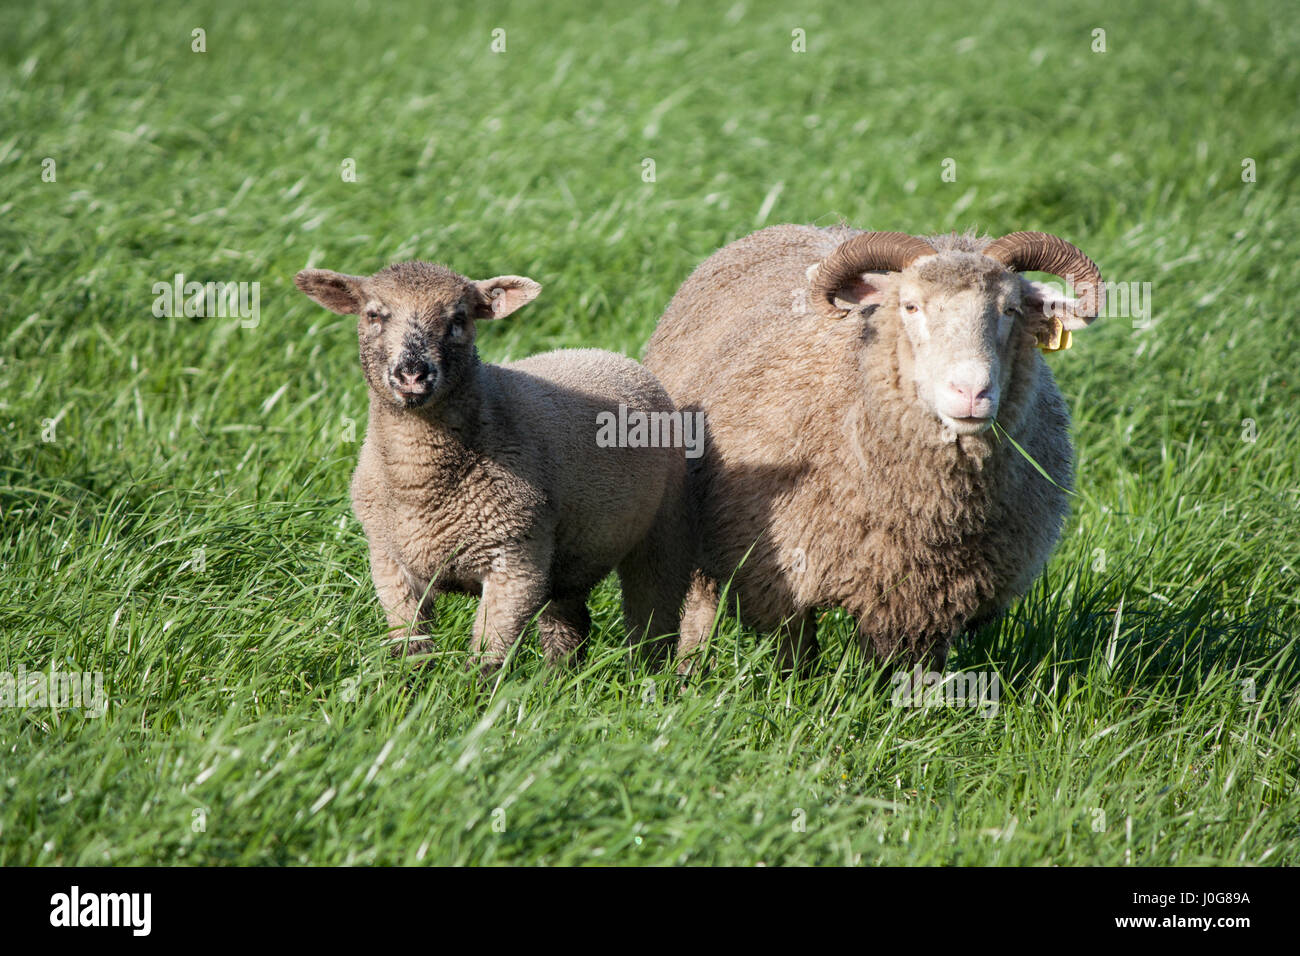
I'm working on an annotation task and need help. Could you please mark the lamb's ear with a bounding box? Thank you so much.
[808,263,890,313]
[295,269,366,315]
[473,275,542,320]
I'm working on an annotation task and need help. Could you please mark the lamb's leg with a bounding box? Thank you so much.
[674,571,720,675]
[774,610,819,676]
[469,567,549,675]
[369,545,438,657]
[537,595,591,667]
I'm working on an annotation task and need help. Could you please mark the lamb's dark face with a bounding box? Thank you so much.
[294,261,541,412]
[355,268,482,409]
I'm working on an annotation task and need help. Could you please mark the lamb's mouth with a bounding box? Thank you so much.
[390,384,434,407]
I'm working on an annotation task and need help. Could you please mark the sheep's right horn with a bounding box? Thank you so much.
[811,232,937,318]
[983,231,1105,324]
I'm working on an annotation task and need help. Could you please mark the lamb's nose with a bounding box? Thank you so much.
[392,361,433,389]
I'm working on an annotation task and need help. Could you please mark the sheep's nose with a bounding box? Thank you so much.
[945,379,996,418]
[947,381,993,403]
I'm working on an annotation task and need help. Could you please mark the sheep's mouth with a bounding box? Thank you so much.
[946,415,995,434]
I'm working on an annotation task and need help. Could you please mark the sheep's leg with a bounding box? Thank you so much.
[774,610,819,676]
[858,627,951,672]
[917,636,952,671]
[537,595,591,667]
[369,545,439,657]
[469,568,548,675]
[963,605,1006,639]
[674,571,720,675]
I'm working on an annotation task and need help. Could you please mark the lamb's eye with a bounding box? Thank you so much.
[364,308,384,325]
[903,303,919,314]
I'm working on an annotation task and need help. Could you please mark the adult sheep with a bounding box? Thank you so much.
[636,226,1104,672]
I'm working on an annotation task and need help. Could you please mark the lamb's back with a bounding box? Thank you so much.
[489,348,680,586]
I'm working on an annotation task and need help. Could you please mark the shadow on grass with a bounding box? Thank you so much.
[958,564,1300,701]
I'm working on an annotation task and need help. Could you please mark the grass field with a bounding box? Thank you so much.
[1,0,1298,866]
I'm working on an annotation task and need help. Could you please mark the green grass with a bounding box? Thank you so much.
[1,0,1298,865]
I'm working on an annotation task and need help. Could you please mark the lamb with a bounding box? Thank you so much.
[634,226,1105,673]
[295,260,691,672]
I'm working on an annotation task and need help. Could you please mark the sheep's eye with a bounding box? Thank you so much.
[903,303,919,314]
[1003,306,1022,318]
[364,308,384,325]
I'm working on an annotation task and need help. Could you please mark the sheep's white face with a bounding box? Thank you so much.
[895,264,1023,436]
[828,251,1044,436]
[294,263,540,412]
[820,237,1099,440]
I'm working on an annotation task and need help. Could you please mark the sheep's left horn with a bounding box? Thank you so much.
[983,231,1105,323]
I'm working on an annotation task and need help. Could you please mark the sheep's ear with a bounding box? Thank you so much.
[809,264,890,312]
[295,269,365,315]
[473,275,542,320]
[1022,279,1092,332]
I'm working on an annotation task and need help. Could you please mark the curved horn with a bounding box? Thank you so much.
[810,232,937,318]
[983,231,1104,323]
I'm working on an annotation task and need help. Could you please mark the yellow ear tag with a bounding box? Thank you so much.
[1037,319,1072,352]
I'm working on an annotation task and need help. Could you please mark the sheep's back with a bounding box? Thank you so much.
[645,225,844,382]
